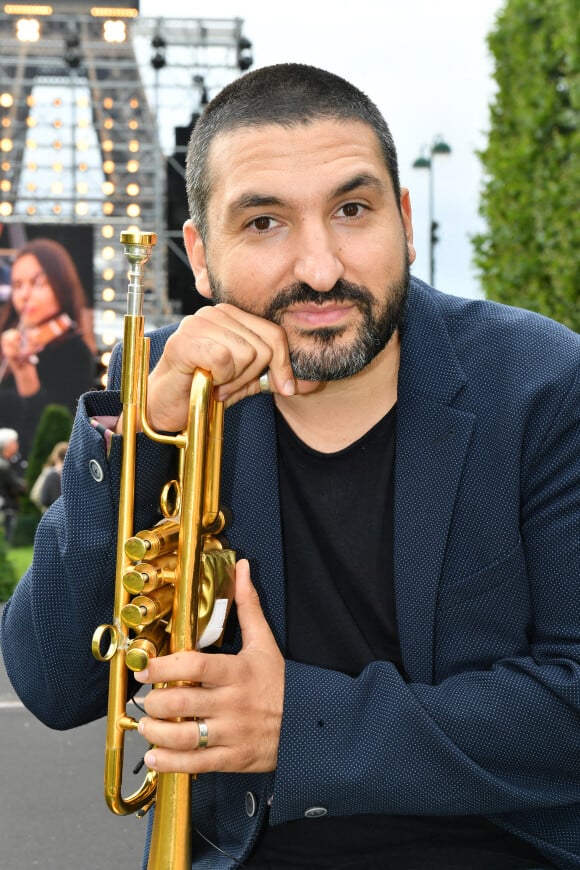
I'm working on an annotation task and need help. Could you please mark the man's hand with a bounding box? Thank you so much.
[145,302,317,433]
[134,559,285,775]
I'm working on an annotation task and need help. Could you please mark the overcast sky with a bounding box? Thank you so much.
[140,0,506,299]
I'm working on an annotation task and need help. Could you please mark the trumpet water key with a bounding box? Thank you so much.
[92,231,236,870]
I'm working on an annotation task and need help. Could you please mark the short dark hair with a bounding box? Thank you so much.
[185,63,401,241]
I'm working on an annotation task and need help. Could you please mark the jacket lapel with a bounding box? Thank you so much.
[394,284,475,683]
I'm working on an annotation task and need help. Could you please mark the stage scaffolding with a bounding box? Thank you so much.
[0,9,251,355]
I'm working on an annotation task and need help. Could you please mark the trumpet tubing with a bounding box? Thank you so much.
[92,231,236,870]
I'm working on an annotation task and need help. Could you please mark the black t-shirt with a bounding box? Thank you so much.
[248,406,549,869]
[280,403,401,677]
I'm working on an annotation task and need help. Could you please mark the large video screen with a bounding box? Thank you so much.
[0,222,97,456]
[0,223,93,307]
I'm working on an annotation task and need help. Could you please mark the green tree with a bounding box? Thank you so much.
[13,403,73,546]
[25,403,74,499]
[473,0,580,330]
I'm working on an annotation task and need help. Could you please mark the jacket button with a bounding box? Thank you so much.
[88,459,104,482]
[245,791,258,818]
[304,806,328,818]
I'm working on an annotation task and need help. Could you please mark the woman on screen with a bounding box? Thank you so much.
[0,238,95,457]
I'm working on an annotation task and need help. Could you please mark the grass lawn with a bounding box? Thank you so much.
[0,546,34,601]
[9,546,34,578]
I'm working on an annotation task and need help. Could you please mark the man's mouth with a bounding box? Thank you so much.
[281,302,357,329]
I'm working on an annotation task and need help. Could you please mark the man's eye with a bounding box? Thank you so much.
[251,216,275,232]
[338,202,364,218]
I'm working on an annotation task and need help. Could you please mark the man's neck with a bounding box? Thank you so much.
[274,333,400,453]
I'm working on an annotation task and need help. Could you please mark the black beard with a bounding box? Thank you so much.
[208,260,410,381]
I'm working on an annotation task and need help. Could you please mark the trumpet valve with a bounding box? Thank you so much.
[121,585,174,630]
[124,520,180,562]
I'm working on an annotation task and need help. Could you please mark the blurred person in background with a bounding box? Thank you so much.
[0,428,26,545]
[29,440,68,513]
[0,238,95,458]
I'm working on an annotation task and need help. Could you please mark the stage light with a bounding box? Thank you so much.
[75,202,88,216]
[102,181,115,195]
[90,7,138,18]
[237,35,253,71]
[102,267,115,281]
[0,202,13,216]
[102,202,115,215]
[103,160,115,173]
[0,138,13,152]
[0,180,11,192]
[102,288,115,302]
[126,159,139,172]
[126,182,139,196]
[101,245,115,259]
[5,5,52,13]
[102,225,115,238]
[126,203,140,217]
[0,94,14,109]
[16,18,41,42]
[103,20,126,44]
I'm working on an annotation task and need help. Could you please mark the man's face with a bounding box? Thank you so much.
[3,438,18,459]
[188,119,415,380]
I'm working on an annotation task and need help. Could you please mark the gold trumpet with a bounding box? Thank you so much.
[92,231,236,870]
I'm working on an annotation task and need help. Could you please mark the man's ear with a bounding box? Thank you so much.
[399,188,416,265]
[183,219,212,299]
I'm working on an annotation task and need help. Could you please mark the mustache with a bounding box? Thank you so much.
[264,280,374,321]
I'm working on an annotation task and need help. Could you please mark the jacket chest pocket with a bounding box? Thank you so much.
[433,538,531,681]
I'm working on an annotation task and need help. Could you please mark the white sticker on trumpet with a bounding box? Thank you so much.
[197,599,229,649]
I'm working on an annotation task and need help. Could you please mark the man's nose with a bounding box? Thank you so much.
[292,223,345,292]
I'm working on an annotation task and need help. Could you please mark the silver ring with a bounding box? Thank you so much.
[198,720,209,749]
[258,372,271,393]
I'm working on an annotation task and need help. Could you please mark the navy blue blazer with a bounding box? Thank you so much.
[2,278,580,869]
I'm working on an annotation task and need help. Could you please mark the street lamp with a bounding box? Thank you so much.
[412,136,452,286]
